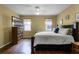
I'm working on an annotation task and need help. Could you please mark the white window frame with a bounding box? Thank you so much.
[45,19,52,31]
[23,19,31,31]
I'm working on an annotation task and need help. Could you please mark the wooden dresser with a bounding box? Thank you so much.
[72,42,79,54]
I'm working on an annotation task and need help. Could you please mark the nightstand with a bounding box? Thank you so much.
[72,42,79,54]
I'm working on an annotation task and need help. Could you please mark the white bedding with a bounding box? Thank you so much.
[34,31,74,46]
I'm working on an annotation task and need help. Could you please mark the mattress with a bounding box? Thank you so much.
[34,31,74,46]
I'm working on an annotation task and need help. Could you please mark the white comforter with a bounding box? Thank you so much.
[34,31,74,46]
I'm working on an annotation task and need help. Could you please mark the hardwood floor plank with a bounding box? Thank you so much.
[0,39,71,54]
[1,39,31,54]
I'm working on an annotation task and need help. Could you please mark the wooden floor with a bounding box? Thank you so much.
[0,39,71,54]
[1,39,31,54]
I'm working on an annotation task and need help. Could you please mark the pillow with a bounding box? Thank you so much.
[54,27,59,33]
[52,28,55,32]
[67,28,72,35]
[58,28,69,35]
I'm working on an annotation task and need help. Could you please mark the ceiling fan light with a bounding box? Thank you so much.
[36,12,40,15]
[36,6,40,11]
[36,8,40,11]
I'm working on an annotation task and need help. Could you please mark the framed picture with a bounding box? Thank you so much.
[76,13,79,21]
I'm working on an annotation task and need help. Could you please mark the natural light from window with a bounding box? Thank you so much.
[23,19,31,31]
[45,19,52,31]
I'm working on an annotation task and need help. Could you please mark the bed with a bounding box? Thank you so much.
[31,25,74,53]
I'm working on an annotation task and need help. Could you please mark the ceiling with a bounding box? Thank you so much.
[4,4,71,16]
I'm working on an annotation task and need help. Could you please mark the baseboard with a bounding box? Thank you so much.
[0,42,12,53]
[0,42,11,49]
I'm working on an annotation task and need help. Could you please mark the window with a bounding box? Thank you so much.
[23,19,31,31]
[45,19,52,31]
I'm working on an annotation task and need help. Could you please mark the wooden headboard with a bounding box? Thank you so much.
[62,25,74,35]
[62,25,73,28]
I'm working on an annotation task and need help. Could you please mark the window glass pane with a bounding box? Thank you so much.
[45,19,52,31]
[23,19,31,31]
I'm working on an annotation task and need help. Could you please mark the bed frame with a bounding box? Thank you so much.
[31,25,74,54]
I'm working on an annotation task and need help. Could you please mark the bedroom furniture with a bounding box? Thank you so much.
[11,16,23,44]
[31,37,35,53]
[12,27,18,44]
[31,36,72,54]
[33,32,74,48]
[72,42,79,53]
[31,25,74,53]
[72,22,79,41]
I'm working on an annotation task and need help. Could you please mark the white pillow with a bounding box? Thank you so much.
[58,28,69,35]
[52,28,55,32]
